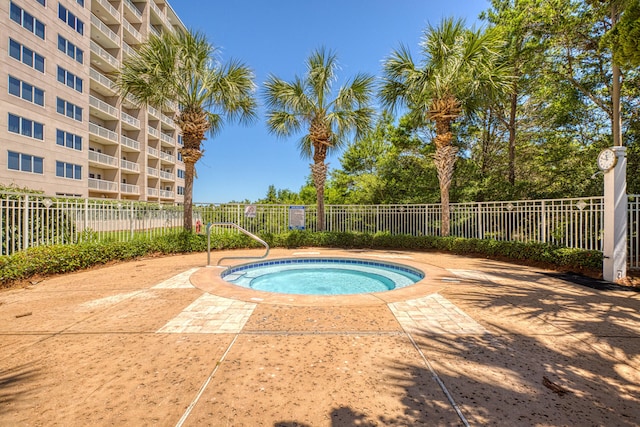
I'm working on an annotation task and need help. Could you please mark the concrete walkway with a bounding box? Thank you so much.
[1,249,638,426]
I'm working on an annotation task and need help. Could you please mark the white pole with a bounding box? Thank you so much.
[602,146,627,282]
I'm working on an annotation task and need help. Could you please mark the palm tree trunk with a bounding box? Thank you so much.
[183,160,195,232]
[311,161,328,231]
[434,145,458,236]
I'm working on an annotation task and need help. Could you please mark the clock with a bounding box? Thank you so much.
[597,148,617,171]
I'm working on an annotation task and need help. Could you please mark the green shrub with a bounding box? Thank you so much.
[0,230,604,286]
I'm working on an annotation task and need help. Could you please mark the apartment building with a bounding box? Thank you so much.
[1,0,186,202]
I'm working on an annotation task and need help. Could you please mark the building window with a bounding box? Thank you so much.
[56,98,83,122]
[57,35,83,64]
[10,2,45,39]
[8,38,45,73]
[8,76,45,106]
[57,66,83,93]
[177,186,184,195]
[56,129,82,151]
[56,161,82,180]
[76,0,84,6]
[58,4,83,35]
[177,169,185,179]
[8,151,44,174]
[8,113,44,140]
[36,0,46,6]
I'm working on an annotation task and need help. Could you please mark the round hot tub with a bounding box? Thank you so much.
[221,258,424,295]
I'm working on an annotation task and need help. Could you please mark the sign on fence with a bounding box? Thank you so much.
[289,205,305,230]
[244,205,257,218]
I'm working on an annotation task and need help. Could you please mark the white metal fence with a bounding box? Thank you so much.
[1,191,638,269]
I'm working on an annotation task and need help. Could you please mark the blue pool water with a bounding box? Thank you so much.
[221,258,424,295]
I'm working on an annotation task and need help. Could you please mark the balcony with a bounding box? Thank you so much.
[123,0,142,23]
[121,135,140,151]
[160,189,174,199]
[91,14,119,49]
[89,122,118,144]
[121,159,140,172]
[92,0,120,24]
[159,170,174,180]
[121,183,140,194]
[90,40,119,72]
[122,42,135,59]
[147,146,159,158]
[89,150,119,168]
[160,151,175,163]
[160,132,175,145]
[123,19,142,45]
[121,111,140,130]
[147,187,159,197]
[148,125,159,138]
[89,178,118,192]
[89,68,116,96]
[148,105,159,118]
[89,95,119,120]
[147,166,159,177]
[160,113,175,127]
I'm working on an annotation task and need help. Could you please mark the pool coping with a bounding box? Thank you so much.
[190,249,452,306]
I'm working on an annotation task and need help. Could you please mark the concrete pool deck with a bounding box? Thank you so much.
[1,248,639,426]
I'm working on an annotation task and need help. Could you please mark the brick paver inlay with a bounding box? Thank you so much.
[157,293,257,334]
[389,293,489,335]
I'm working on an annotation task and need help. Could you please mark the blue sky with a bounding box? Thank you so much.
[169,0,490,203]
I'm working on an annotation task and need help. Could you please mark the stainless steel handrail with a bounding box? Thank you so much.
[206,222,270,266]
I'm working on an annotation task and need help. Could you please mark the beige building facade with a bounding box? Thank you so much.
[1,0,186,202]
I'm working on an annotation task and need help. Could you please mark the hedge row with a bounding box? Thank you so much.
[0,231,603,286]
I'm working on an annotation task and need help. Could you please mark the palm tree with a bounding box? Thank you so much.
[115,29,257,231]
[263,48,375,231]
[379,18,512,236]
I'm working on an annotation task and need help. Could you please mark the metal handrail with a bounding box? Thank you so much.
[206,222,270,266]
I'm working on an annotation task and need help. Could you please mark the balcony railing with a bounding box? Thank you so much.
[159,170,174,180]
[89,150,118,167]
[88,178,118,192]
[121,159,140,172]
[89,95,119,118]
[160,189,174,198]
[121,111,140,129]
[160,151,175,162]
[147,147,159,158]
[147,167,159,177]
[121,135,140,151]
[123,19,142,42]
[123,0,142,20]
[94,0,120,21]
[160,133,175,145]
[89,122,118,143]
[122,42,135,58]
[91,14,119,45]
[148,126,159,138]
[90,40,119,70]
[89,68,116,92]
[121,183,140,194]
[148,105,159,118]
[161,113,175,126]
[147,187,159,196]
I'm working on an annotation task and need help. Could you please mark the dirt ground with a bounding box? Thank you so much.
[0,249,639,426]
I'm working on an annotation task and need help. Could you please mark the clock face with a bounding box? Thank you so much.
[597,148,617,171]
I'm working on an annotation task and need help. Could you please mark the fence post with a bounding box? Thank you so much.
[477,202,483,239]
[541,200,546,244]
[130,201,134,239]
[84,198,89,240]
[23,194,29,251]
